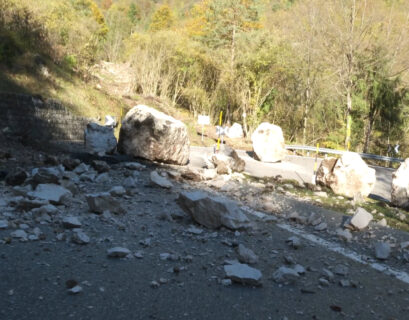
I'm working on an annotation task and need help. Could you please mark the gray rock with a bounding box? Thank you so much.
[68,285,83,294]
[123,162,146,170]
[14,198,49,211]
[187,226,203,235]
[221,279,232,286]
[375,242,391,260]
[28,184,72,205]
[286,236,301,249]
[211,145,245,173]
[273,266,300,283]
[321,268,335,281]
[72,230,90,245]
[314,222,327,231]
[80,172,96,182]
[86,192,125,215]
[10,229,28,240]
[336,228,353,242]
[60,179,79,195]
[334,264,349,276]
[314,191,328,198]
[107,247,131,258]
[31,167,61,185]
[12,185,32,197]
[339,279,351,287]
[95,173,111,184]
[109,186,126,197]
[34,204,59,216]
[91,160,110,173]
[176,191,250,230]
[84,122,117,155]
[237,244,258,265]
[0,220,9,229]
[150,171,173,189]
[224,263,262,286]
[5,168,28,186]
[319,278,330,286]
[346,207,373,230]
[74,163,89,175]
[62,216,82,229]
[62,158,81,171]
[400,241,409,250]
[377,218,387,227]
[123,177,136,189]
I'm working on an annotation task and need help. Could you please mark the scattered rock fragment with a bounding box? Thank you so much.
[0,220,8,229]
[176,191,250,230]
[109,186,126,197]
[91,160,110,173]
[336,228,353,242]
[72,230,90,245]
[68,285,83,294]
[224,263,262,286]
[107,247,131,258]
[237,244,258,265]
[28,184,72,205]
[314,222,327,231]
[5,168,28,186]
[31,167,61,185]
[286,236,301,249]
[123,177,136,189]
[345,207,373,230]
[150,171,173,189]
[62,216,82,229]
[374,242,391,260]
[334,264,349,276]
[10,229,28,241]
[123,162,146,170]
[273,266,301,283]
[86,192,125,214]
[187,226,203,235]
[377,218,387,227]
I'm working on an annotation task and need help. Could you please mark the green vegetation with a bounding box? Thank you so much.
[1,0,409,158]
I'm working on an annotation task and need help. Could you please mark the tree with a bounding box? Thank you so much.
[149,4,174,32]
[128,3,140,24]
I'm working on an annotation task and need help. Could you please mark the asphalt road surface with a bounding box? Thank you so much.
[190,146,394,202]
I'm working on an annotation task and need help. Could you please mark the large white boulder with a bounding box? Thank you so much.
[251,122,286,162]
[391,159,409,209]
[84,122,117,155]
[316,152,376,198]
[118,105,190,165]
[226,123,244,139]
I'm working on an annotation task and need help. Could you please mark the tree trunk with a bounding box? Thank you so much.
[345,87,352,150]
[363,115,374,153]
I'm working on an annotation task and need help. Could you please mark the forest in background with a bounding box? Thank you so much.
[1,0,409,157]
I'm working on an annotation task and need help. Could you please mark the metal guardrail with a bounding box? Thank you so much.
[285,145,404,163]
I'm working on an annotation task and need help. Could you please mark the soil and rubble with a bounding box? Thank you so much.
[0,141,409,320]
